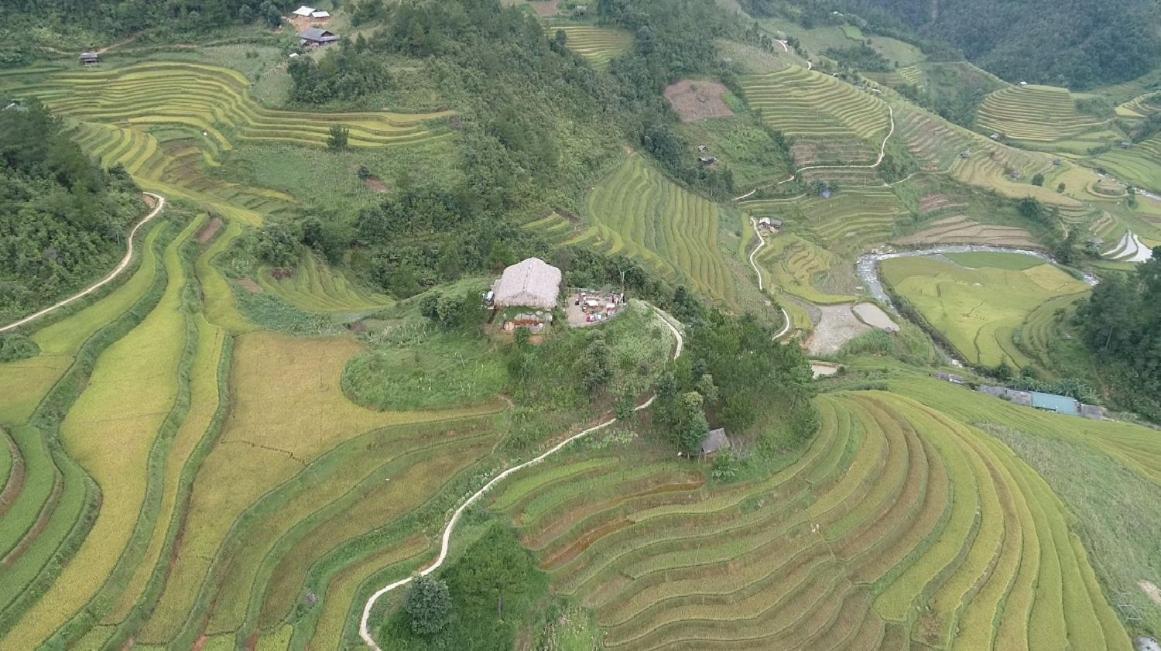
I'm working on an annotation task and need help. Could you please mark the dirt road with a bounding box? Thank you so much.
[358,305,684,650]
[0,193,166,335]
[747,218,792,340]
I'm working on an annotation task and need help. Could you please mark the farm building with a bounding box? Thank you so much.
[700,428,731,456]
[491,257,562,310]
[292,5,315,16]
[1030,391,1079,416]
[978,385,1104,419]
[299,27,339,47]
[80,52,99,65]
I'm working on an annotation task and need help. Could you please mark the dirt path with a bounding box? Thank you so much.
[748,218,792,340]
[0,192,166,335]
[358,305,684,650]
[736,103,895,197]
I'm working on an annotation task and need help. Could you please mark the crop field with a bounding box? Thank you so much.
[975,85,1109,144]
[1094,134,1161,191]
[551,25,633,67]
[489,389,1130,649]
[880,253,1090,368]
[894,215,1039,248]
[754,233,857,304]
[257,253,392,314]
[744,187,908,258]
[581,155,743,307]
[739,66,889,170]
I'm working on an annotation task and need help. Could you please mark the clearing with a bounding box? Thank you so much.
[663,79,735,122]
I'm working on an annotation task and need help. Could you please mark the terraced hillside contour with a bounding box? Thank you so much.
[489,389,1131,649]
[576,155,742,308]
[975,85,1109,145]
[551,25,633,67]
[740,66,889,181]
[880,253,1090,369]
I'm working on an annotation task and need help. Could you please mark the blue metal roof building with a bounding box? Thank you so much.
[1030,391,1079,416]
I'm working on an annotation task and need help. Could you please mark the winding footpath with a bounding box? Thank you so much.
[0,192,165,335]
[358,305,684,650]
[747,218,792,340]
[734,104,896,199]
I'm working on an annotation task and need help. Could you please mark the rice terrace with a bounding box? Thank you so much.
[2,0,1161,650]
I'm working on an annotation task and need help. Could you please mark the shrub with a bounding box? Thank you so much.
[405,576,452,637]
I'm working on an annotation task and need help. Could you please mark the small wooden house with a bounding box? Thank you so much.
[80,52,100,65]
[299,27,339,47]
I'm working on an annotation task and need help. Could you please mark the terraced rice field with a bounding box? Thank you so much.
[552,25,633,67]
[895,215,1038,248]
[975,85,1109,144]
[880,253,1090,368]
[1094,134,1161,192]
[582,155,742,307]
[740,66,889,172]
[754,233,857,304]
[743,187,907,257]
[489,388,1131,649]
[257,253,393,313]
[893,104,1083,207]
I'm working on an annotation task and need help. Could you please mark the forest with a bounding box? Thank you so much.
[1078,251,1161,421]
[0,101,143,323]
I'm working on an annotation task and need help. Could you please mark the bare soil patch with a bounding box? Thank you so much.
[196,217,224,244]
[806,304,872,356]
[852,302,899,332]
[237,278,264,294]
[362,176,388,193]
[528,0,561,16]
[1141,580,1161,607]
[663,79,735,123]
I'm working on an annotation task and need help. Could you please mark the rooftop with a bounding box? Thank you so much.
[700,428,731,455]
[492,257,562,310]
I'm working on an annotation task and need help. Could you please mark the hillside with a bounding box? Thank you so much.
[1,0,1161,649]
[829,0,1161,88]
[0,101,145,324]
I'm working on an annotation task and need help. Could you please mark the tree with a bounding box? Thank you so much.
[580,333,613,395]
[673,391,709,454]
[1031,172,1045,186]
[328,125,350,150]
[404,575,451,637]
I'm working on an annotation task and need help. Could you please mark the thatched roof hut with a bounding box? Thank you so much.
[492,258,561,310]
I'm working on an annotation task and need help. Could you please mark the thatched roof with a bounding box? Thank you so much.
[700,428,730,455]
[492,258,561,310]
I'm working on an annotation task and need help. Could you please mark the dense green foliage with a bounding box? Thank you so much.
[825,0,1161,88]
[404,576,452,637]
[1077,252,1161,420]
[654,301,817,454]
[824,43,891,72]
[0,102,144,322]
[381,524,548,649]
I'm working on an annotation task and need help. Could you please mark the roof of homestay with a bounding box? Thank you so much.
[492,258,562,310]
[700,428,731,455]
[300,27,338,41]
[293,6,315,16]
[1030,391,1079,415]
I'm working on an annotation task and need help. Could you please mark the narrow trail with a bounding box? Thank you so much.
[0,193,166,335]
[747,218,792,340]
[358,306,685,650]
[735,104,896,199]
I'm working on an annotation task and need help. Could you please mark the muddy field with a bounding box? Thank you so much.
[663,80,734,122]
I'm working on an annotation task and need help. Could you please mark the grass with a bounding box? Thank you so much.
[343,335,507,411]
[879,253,1090,368]
[256,253,393,315]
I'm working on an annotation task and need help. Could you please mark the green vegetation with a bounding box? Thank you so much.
[1078,252,1161,420]
[0,101,145,322]
[880,253,1090,369]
